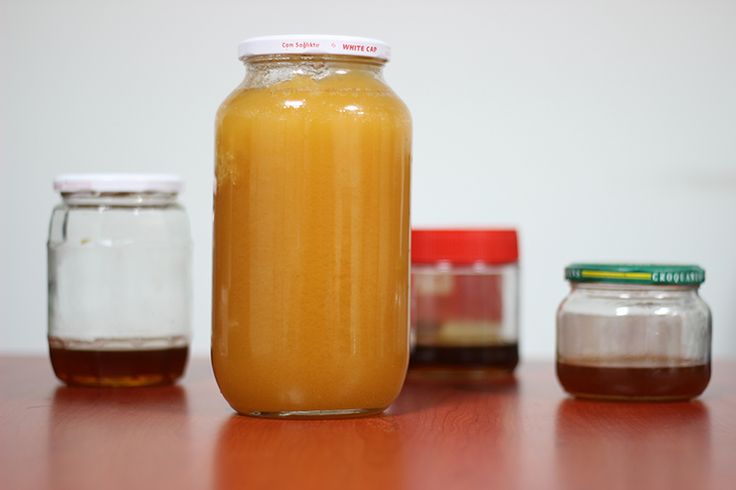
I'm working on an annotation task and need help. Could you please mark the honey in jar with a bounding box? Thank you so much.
[49,342,188,387]
[557,264,711,401]
[47,174,192,387]
[212,35,412,417]
[409,229,520,380]
[556,358,710,401]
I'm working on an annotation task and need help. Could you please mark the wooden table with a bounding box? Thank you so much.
[1,357,734,490]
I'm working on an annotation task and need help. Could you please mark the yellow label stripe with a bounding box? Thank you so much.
[581,270,652,280]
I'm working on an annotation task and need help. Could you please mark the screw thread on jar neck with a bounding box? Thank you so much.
[572,282,700,300]
[244,53,386,68]
[61,191,179,208]
[241,54,386,88]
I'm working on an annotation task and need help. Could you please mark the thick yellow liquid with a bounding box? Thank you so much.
[213,59,411,416]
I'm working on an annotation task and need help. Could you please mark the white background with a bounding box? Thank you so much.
[1,0,735,358]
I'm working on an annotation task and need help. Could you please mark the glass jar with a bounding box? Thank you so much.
[48,174,192,387]
[557,264,711,401]
[409,229,520,380]
[212,35,412,418]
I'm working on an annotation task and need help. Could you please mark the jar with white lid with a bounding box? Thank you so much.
[48,174,192,387]
[556,263,711,401]
[213,35,411,417]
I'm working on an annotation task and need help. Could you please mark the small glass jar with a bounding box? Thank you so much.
[409,229,520,380]
[212,35,411,417]
[557,264,711,401]
[48,174,192,387]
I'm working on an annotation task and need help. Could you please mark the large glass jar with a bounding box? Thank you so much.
[48,174,192,387]
[212,35,412,418]
[557,264,711,401]
[409,229,520,380]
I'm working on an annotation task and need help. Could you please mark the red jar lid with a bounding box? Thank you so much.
[411,229,519,265]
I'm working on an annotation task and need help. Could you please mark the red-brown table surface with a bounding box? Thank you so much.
[1,357,734,490]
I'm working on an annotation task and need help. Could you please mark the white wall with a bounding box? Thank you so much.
[2,0,735,358]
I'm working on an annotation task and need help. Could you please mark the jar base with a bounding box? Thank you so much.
[567,392,699,403]
[240,407,386,419]
[409,343,519,381]
[55,373,182,388]
[408,366,516,383]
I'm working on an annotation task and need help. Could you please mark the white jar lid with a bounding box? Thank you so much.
[53,174,183,193]
[238,35,391,61]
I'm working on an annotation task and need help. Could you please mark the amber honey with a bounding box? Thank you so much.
[50,346,188,387]
[557,358,710,401]
[410,343,518,380]
[212,48,411,416]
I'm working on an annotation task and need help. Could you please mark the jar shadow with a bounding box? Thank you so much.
[51,383,188,414]
[554,398,712,489]
[213,413,409,488]
[47,384,190,487]
[388,373,519,415]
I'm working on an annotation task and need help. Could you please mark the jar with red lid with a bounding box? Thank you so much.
[410,229,519,379]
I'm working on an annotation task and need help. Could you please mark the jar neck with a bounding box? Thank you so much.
[571,282,700,299]
[61,191,179,207]
[241,54,386,87]
[413,261,517,274]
